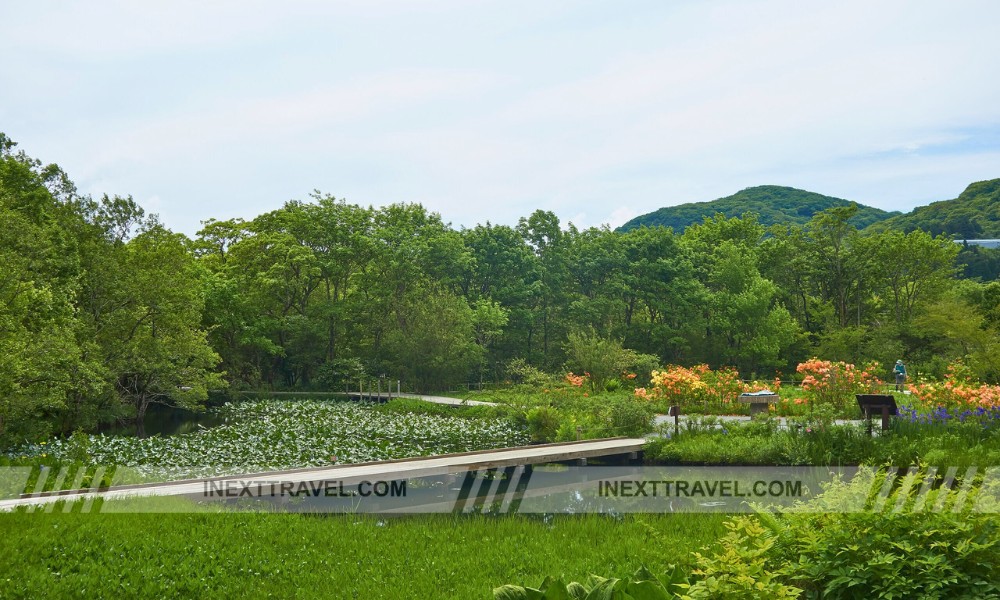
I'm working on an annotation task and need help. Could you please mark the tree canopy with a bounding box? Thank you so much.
[1,134,997,445]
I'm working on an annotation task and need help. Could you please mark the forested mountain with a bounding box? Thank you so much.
[618,185,899,232]
[869,179,1000,238]
[3,134,1000,445]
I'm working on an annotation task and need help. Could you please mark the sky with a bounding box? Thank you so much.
[3,0,999,236]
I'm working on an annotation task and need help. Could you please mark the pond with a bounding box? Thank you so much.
[20,399,529,479]
[100,403,228,438]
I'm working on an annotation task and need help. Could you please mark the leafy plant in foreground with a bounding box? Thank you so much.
[494,565,688,600]
[697,470,1000,598]
[683,517,801,599]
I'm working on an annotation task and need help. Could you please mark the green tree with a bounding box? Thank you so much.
[98,226,225,425]
[760,225,823,337]
[910,281,1000,381]
[566,226,626,335]
[680,214,797,373]
[807,205,860,328]
[857,229,959,324]
[361,203,473,375]
[702,242,798,374]
[383,288,483,392]
[0,135,88,442]
[471,299,509,385]
[617,226,701,362]
[460,222,535,371]
[517,210,572,368]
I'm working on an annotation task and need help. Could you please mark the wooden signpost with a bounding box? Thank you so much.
[856,394,897,435]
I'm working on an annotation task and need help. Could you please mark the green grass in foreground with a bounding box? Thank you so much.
[0,511,725,599]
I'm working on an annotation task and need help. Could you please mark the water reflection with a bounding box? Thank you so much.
[100,404,227,438]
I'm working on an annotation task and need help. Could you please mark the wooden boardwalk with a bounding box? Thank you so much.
[1,438,645,511]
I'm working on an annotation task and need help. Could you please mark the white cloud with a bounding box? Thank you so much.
[605,207,639,229]
[2,0,999,235]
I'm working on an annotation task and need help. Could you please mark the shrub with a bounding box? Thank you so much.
[909,361,1000,410]
[635,365,707,406]
[692,470,1000,598]
[635,364,778,413]
[795,358,882,410]
[494,469,1000,599]
[506,358,551,388]
[525,406,561,443]
[555,417,581,442]
[683,517,801,599]
[602,398,654,438]
[564,327,659,393]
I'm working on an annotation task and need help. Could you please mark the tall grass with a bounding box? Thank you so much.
[645,417,1000,467]
[0,511,726,598]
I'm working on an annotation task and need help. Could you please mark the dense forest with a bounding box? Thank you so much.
[619,180,1000,242]
[872,179,1000,238]
[618,185,900,231]
[2,134,1000,444]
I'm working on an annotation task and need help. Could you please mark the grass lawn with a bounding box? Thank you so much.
[0,511,726,599]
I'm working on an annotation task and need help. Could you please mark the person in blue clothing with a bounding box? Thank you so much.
[893,360,907,392]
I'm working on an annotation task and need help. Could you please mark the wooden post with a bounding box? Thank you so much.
[377,378,382,402]
[881,405,890,431]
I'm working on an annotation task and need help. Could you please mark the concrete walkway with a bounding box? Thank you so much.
[238,390,495,407]
[387,392,496,407]
[332,391,497,407]
[653,413,864,429]
[385,395,865,426]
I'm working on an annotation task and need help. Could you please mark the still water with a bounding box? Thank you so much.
[100,403,228,438]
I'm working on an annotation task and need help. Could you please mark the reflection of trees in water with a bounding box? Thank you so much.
[102,404,226,438]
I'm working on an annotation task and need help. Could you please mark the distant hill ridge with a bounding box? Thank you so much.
[870,179,1000,238]
[619,180,1000,237]
[618,185,900,232]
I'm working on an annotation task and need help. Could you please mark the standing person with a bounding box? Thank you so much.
[893,360,907,392]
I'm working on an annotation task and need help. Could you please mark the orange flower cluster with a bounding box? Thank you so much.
[634,365,706,403]
[634,364,767,407]
[795,358,882,408]
[565,372,587,387]
[910,365,1000,410]
[744,378,783,393]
